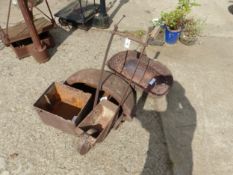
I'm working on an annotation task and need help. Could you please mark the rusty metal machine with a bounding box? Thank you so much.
[55,0,110,29]
[34,16,173,155]
[0,0,55,63]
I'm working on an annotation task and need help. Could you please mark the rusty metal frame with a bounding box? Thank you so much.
[33,15,173,155]
[1,0,55,63]
[93,16,152,129]
[66,68,136,120]
[18,0,49,62]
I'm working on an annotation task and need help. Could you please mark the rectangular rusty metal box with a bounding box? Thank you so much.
[11,31,54,59]
[34,82,92,135]
[75,100,118,141]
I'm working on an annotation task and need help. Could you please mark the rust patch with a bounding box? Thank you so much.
[34,82,92,135]
[108,50,173,96]
[66,68,136,119]
[3,17,53,44]
[76,100,118,155]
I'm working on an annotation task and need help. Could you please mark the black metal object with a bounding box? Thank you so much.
[55,1,98,26]
[55,0,110,29]
[92,0,110,28]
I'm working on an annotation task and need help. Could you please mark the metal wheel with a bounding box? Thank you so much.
[113,114,125,130]
[78,133,92,155]
[77,128,98,155]
[58,18,69,26]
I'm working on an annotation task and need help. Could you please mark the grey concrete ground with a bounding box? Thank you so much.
[0,0,233,175]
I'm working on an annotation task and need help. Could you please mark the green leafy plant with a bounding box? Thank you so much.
[152,0,200,30]
[177,0,200,14]
[122,29,146,39]
[160,8,185,30]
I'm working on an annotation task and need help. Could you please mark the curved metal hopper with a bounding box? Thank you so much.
[108,50,173,96]
[66,68,136,120]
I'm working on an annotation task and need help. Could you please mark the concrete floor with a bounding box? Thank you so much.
[0,0,233,175]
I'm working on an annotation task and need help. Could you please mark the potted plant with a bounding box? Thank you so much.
[153,0,199,44]
[180,18,204,45]
[160,8,185,44]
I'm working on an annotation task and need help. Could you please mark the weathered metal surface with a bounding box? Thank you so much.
[34,82,92,135]
[3,17,53,44]
[66,69,136,120]
[18,1,47,53]
[93,23,120,108]
[108,50,173,96]
[0,26,10,46]
[76,100,118,155]
[1,0,55,63]
[11,31,54,61]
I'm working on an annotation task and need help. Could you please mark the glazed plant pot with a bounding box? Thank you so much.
[164,26,181,44]
[179,32,197,46]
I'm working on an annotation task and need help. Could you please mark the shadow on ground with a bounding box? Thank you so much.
[47,0,130,57]
[108,0,129,20]
[228,4,233,15]
[48,26,75,57]
[48,0,129,56]
[136,81,196,175]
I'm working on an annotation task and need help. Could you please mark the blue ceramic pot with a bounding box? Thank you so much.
[164,26,181,44]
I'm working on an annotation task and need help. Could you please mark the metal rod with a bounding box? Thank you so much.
[94,15,150,128]
[78,0,85,24]
[18,0,45,51]
[112,28,151,127]
[99,0,107,16]
[138,27,155,84]
[35,6,52,21]
[45,0,55,24]
[93,15,125,108]
[0,25,5,41]
[93,25,117,107]
[6,0,12,35]
[113,31,147,46]
[117,46,147,108]
[116,14,125,26]
[0,25,10,46]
